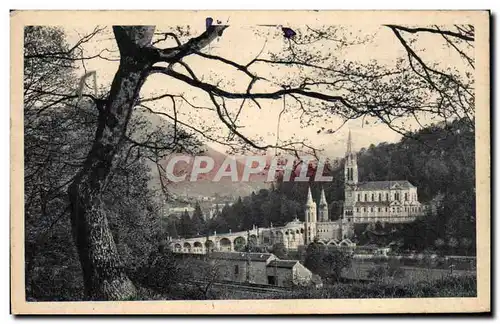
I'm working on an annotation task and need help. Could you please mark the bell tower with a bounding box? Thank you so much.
[343,130,357,226]
[344,130,358,186]
[304,186,317,245]
[318,187,329,222]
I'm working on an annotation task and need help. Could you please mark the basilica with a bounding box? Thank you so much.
[275,130,428,245]
[342,130,427,225]
[169,131,428,254]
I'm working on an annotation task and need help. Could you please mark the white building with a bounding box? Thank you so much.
[168,206,195,217]
[343,130,428,224]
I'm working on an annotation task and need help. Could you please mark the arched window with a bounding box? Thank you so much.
[405,193,408,201]
[386,193,389,201]
[365,194,368,201]
[378,193,382,201]
[371,193,375,201]
[347,168,353,181]
[358,194,361,201]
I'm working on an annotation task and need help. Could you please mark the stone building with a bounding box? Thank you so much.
[208,251,316,287]
[170,187,356,254]
[343,130,428,224]
[170,131,428,253]
[209,252,277,285]
[266,259,314,287]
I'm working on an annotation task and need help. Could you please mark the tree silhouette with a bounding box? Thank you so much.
[25,22,476,300]
[191,202,206,235]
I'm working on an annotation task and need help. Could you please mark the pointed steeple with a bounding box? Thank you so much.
[306,186,314,206]
[346,129,352,155]
[344,129,358,185]
[319,187,327,206]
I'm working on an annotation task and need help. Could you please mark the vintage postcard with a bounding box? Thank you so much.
[10,10,490,314]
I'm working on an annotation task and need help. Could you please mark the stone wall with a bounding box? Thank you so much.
[266,263,314,287]
[215,257,276,285]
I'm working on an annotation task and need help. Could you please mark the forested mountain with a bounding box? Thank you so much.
[170,119,475,254]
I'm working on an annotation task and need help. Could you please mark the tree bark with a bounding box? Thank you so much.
[66,24,226,300]
[67,26,155,300]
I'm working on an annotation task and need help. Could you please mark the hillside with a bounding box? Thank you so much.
[131,107,271,200]
[198,119,476,255]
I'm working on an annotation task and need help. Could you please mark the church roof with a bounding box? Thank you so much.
[306,186,314,205]
[355,201,421,207]
[285,218,303,227]
[209,252,275,262]
[356,180,415,191]
[267,260,299,269]
[355,201,390,207]
[319,188,327,205]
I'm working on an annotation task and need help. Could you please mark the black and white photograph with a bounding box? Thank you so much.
[10,10,490,314]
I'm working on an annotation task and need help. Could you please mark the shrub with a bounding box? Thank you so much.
[367,263,405,280]
[304,243,352,283]
[274,275,476,299]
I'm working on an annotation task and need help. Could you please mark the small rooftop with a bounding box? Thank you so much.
[267,260,299,269]
[357,180,415,191]
[209,251,275,262]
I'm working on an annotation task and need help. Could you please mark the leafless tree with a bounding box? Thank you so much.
[25,23,474,300]
[386,24,474,132]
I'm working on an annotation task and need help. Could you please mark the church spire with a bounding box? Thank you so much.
[306,186,314,206]
[319,187,327,206]
[346,129,352,155]
[344,129,358,185]
[304,185,317,244]
[318,187,329,222]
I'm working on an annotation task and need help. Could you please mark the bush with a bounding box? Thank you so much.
[367,263,405,280]
[304,242,352,283]
[272,275,476,299]
[134,250,224,300]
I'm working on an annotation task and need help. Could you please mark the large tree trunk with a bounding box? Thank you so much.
[67,26,155,300]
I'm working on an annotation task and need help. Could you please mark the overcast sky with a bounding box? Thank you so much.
[63,13,468,158]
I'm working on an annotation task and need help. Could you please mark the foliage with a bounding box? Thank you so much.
[198,119,475,257]
[135,252,222,300]
[367,264,406,280]
[272,275,476,299]
[23,26,175,301]
[23,22,476,300]
[268,243,288,259]
[303,242,352,283]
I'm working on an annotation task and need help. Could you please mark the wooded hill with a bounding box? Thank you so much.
[168,119,475,255]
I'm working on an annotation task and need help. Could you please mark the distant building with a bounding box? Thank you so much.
[343,130,428,224]
[168,206,195,217]
[209,252,277,285]
[169,131,428,253]
[207,251,316,287]
[206,201,234,220]
[266,259,314,287]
